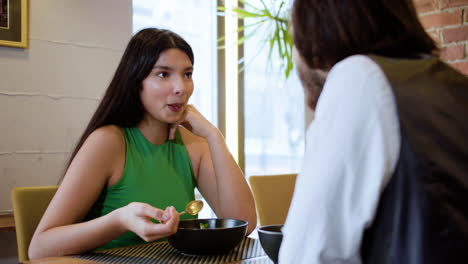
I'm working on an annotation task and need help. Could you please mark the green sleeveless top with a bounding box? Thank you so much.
[85,127,197,250]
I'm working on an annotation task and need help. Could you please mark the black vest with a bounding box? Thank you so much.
[361,55,468,264]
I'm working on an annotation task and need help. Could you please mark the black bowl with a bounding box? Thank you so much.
[168,218,248,255]
[258,224,283,264]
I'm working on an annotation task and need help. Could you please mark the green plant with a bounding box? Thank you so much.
[218,0,293,79]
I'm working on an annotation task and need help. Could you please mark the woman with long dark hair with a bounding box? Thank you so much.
[28,28,257,259]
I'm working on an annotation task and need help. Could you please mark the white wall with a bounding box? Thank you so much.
[0,0,132,262]
[0,0,132,211]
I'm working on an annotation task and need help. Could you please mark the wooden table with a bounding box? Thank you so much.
[25,237,273,264]
[0,213,15,231]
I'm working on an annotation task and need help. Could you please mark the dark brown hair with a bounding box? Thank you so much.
[62,28,194,179]
[292,0,438,69]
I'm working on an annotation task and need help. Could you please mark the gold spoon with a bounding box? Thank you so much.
[178,200,204,216]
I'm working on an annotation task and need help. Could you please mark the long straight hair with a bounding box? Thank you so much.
[63,28,194,178]
[292,0,438,69]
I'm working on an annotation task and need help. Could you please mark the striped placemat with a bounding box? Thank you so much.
[74,237,271,264]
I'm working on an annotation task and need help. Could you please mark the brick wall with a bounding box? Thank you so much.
[415,0,468,74]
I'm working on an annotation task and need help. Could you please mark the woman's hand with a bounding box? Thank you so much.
[118,202,179,242]
[168,104,217,140]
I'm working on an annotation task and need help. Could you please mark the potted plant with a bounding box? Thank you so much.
[218,0,293,79]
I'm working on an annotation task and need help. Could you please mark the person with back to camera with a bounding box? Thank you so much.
[280,0,468,263]
[28,28,257,259]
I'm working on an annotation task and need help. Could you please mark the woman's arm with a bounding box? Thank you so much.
[29,126,179,259]
[172,106,257,234]
[198,129,257,234]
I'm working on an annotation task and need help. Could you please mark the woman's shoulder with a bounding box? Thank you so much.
[316,54,395,128]
[177,126,207,146]
[86,125,125,153]
[90,124,124,140]
[324,55,391,101]
[176,126,208,179]
[68,125,126,185]
[331,55,383,78]
[177,126,208,161]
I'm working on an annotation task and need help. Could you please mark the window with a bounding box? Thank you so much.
[242,0,305,177]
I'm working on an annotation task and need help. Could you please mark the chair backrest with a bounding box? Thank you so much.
[11,185,58,262]
[249,174,297,226]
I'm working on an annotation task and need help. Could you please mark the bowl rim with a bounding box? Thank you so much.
[258,224,283,235]
[177,218,249,230]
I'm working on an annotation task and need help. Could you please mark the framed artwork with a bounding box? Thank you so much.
[0,0,28,48]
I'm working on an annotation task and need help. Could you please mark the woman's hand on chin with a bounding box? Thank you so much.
[168,104,218,140]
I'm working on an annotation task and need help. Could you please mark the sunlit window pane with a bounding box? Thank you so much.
[243,0,305,177]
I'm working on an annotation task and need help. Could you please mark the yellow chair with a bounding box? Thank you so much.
[11,185,58,262]
[249,174,297,226]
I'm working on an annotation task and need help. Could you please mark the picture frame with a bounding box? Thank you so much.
[0,0,28,48]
